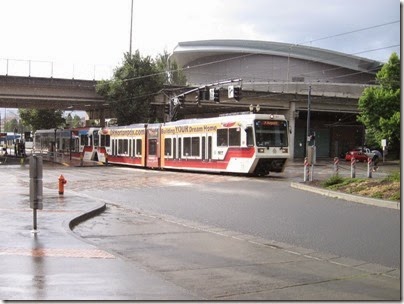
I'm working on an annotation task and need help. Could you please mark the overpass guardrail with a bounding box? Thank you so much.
[0,58,113,81]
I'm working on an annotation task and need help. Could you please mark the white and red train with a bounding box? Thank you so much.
[34,113,290,176]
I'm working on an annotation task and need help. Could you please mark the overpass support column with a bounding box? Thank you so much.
[99,109,105,127]
[287,101,296,159]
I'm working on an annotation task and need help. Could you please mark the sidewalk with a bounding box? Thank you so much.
[0,163,400,300]
[0,166,197,300]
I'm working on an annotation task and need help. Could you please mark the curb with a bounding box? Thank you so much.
[290,182,400,210]
[68,202,107,230]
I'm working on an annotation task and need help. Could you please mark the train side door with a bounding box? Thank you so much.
[145,126,160,168]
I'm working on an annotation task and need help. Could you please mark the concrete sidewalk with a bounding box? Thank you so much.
[0,164,400,300]
[0,166,197,300]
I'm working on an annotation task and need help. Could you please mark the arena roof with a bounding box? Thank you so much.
[171,40,382,74]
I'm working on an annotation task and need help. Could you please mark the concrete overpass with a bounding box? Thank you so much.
[0,75,111,121]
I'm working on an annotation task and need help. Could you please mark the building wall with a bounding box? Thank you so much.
[184,54,375,86]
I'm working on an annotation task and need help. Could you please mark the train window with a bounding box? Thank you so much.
[173,138,177,159]
[255,120,288,147]
[80,134,87,146]
[100,134,110,147]
[118,139,129,155]
[217,129,228,146]
[148,139,157,156]
[178,138,182,159]
[208,136,212,159]
[246,127,254,146]
[129,140,132,157]
[136,139,142,156]
[229,128,241,146]
[165,138,172,156]
[93,131,99,147]
[183,137,191,156]
[202,137,206,160]
[191,137,200,157]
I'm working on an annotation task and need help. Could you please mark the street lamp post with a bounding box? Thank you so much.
[129,0,134,56]
[306,85,311,157]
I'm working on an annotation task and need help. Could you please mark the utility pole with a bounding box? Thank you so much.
[129,0,134,56]
[306,85,311,157]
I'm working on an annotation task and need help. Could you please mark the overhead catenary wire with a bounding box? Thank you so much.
[297,20,399,46]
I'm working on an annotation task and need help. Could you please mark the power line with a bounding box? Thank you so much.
[298,20,399,46]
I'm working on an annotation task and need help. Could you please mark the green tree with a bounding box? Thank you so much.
[155,50,187,86]
[96,51,165,125]
[72,114,83,128]
[65,113,83,128]
[19,109,65,132]
[4,118,19,133]
[357,53,400,156]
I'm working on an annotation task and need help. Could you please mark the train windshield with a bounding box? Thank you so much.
[254,120,288,148]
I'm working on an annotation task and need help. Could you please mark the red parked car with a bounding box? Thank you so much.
[345,147,382,162]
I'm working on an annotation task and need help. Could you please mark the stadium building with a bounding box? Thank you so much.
[169,39,383,159]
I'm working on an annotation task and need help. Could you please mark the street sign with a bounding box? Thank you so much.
[209,88,215,101]
[228,85,234,98]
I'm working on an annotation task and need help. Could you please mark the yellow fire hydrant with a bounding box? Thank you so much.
[58,174,67,195]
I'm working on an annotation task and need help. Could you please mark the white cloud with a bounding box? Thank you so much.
[0,0,399,79]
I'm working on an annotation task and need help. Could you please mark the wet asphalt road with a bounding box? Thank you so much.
[1,159,399,300]
[66,165,400,268]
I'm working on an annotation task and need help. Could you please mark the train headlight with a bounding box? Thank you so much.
[258,148,265,153]
[281,148,288,153]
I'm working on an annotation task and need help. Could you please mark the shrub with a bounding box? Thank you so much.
[384,171,400,182]
[322,175,345,187]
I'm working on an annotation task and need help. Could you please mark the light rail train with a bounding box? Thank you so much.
[85,113,290,176]
[33,127,99,158]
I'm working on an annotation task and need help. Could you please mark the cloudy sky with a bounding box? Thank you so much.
[0,0,400,79]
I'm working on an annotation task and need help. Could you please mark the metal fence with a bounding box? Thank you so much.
[0,58,113,80]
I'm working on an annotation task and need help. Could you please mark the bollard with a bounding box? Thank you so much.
[350,157,356,178]
[309,163,314,182]
[29,155,43,232]
[58,174,67,195]
[303,157,310,182]
[367,157,373,178]
[80,153,84,167]
[333,157,339,176]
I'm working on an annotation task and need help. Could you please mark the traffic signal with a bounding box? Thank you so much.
[164,102,170,115]
[213,89,220,103]
[195,90,204,103]
[234,87,242,101]
[178,95,185,104]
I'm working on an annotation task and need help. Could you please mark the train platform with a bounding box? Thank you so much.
[0,164,400,300]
